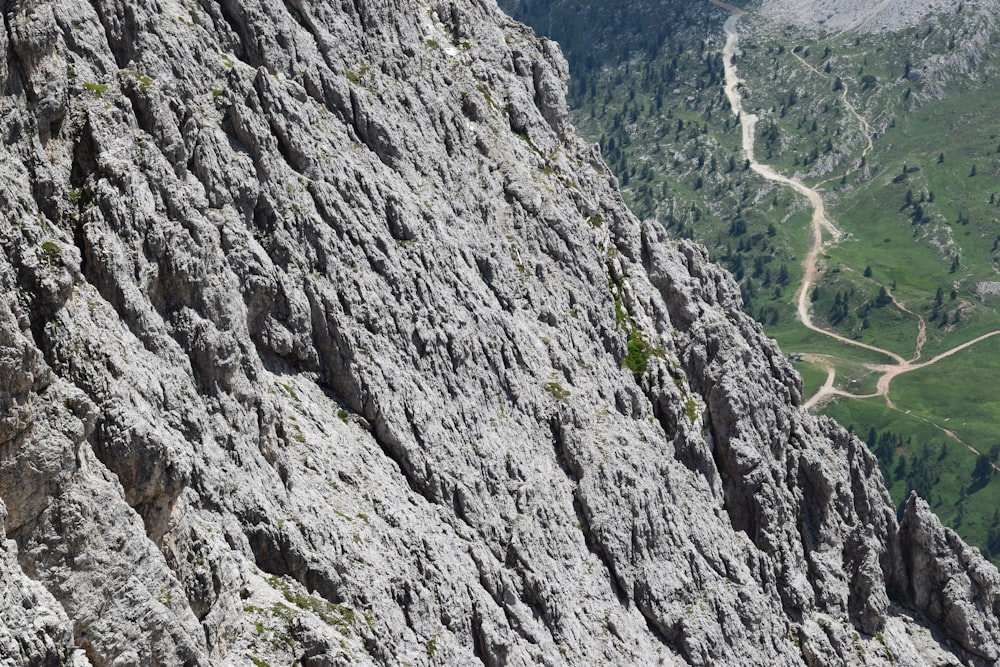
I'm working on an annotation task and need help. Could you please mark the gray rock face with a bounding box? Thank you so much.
[900,493,1000,664]
[758,0,971,33]
[0,510,75,667]
[0,0,997,665]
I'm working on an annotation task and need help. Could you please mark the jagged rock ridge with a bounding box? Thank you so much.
[0,0,998,665]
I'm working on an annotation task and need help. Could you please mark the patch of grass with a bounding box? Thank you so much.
[544,381,570,403]
[121,69,153,91]
[155,585,172,606]
[39,241,61,267]
[513,128,542,156]
[267,576,358,634]
[623,329,650,378]
[346,61,370,85]
[623,329,665,379]
[476,84,498,111]
[83,81,108,96]
[426,631,440,657]
[684,397,698,422]
[613,296,628,329]
[279,382,299,402]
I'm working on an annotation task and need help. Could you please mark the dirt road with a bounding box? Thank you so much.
[713,0,1000,417]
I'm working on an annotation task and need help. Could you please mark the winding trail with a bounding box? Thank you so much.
[888,292,926,362]
[711,0,1000,426]
[788,49,875,187]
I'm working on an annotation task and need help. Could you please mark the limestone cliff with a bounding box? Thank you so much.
[0,1,998,665]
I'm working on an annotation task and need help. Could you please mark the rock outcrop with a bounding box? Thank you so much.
[0,0,998,665]
[900,493,1000,664]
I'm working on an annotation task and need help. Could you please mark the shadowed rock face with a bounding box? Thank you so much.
[0,1,997,665]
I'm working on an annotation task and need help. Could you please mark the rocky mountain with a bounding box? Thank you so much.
[1,1,999,665]
[757,0,966,33]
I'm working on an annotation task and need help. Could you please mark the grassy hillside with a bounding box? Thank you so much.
[501,0,1000,562]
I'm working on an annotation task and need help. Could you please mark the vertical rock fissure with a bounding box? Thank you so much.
[548,415,631,608]
[87,0,129,69]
